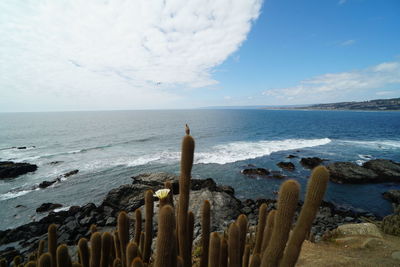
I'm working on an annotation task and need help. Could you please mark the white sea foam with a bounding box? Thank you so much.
[0,189,31,201]
[54,206,70,212]
[343,140,400,149]
[118,138,332,166]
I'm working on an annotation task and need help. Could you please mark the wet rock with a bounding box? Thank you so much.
[270,171,285,179]
[383,190,400,204]
[0,161,38,179]
[241,168,270,176]
[363,159,400,181]
[48,161,63,165]
[17,147,27,149]
[36,203,63,213]
[327,162,379,183]
[277,162,295,171]
[38,180,57,189]
[64,170,79,178]
[287,154,297,158]
[300,157,324,169]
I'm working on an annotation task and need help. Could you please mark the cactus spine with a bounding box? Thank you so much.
[154,205,175,267]
[208,232,220,267]
[90,232,101,267]
[253,204,267,254]
[143,190,154,263]
[261,180,300,267]
[219,237,228,267]
[280,166,329,267]
[118,211,130,267]
[261,210,276,253]
[178,125,195,267]
[134,209,142,245]
[200,200,210,267]
[101,232,113,267]
[56,244,72,267]
[38,253,52,267]
[48,224,57,267]
[237,214,248,265]
[228,223,240,267]
[78,238,89,267]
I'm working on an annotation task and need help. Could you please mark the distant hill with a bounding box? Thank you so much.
[302,97,400,111]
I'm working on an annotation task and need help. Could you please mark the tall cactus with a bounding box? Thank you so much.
[154,205,175,267]
[126,242,139,267]
[78,238,89,267]
[134,209,142,245]
[253,204,267,254]
[249,254,261,267]
[48,224,57,267]
[208,232,220,267]
[113,231,121,261]
[237,214,248,266]
[38,239,45,259]
[187,211,195,267]
[280,166,329,267]
[130,257,144,267]
[143,190,154,263]
[90,232,101,267]
[261,180,300,267]
[261,210,276,253]
[164,181,174,206]
[101,232,113,267]
[228,223,240,267]
[56,244,72,267]
[200,200,210,267]
[118,211,130,267]
[242,245,250,267]
[38,253,52,267]
[219,237,228,267]
[178,125,195,267]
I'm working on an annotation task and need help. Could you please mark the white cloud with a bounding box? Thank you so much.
[0,0,262,110]
[340,39,355,46]
[263,60,400,102]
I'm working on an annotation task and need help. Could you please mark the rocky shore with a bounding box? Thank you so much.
[0,172,377,263]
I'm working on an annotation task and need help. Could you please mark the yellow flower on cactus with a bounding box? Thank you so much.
[154,189,170,199]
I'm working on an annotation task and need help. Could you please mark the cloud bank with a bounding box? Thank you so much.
[263,60,400,103]
[0,0,262,110]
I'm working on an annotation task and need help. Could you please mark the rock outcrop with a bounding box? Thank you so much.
[300,157,324,169]
[277,162,295,171]
[0,161,37,179]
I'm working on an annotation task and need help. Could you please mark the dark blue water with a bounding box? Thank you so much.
[0,110,399,230]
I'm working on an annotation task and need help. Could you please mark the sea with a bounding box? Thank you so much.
[0,109,399,230]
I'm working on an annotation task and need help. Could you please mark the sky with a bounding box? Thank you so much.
[0,0,399,112]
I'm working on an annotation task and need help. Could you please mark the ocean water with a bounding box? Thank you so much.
[0,109,399,230]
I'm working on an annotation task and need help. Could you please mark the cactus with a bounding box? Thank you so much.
[208,232,220,267]
[187,211,195,267]
[101,232,113,267]
[134,209,142,245]
[48,224,57,267]
[261,210,276,253]
[143,190,154,263]
[118,211,130,267]
[228,223,240,267]
[219,237,228,267]
[280,166,329,267]
[56,244,72,267]
[199,200,210,267]
[38,239,45,259]
[90,232,101,267]
[139,232,145,255]
[253,203,267,254]
[0,259,6,267]
[72,263,81,267]
[164,181,174,206]
[78,238,90,267]
[90,225,97,234]
[112,259,121,267]
[177,256,184,267]
[249,254,261,267]
[14,256,22,266]
[113,231,122,261]
[38,253,51,267]
[126,242,138,267]
[154,205,175,267]
[178,125,195,267]
[25,261,37,267]
[242,245,250,267]
[130,257,144,267]
[237,214,248,265]
[261,180,300,267]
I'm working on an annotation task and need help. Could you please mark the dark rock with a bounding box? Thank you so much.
[383,190,400,204]
[241,168,270,176]
[363,159,400,180]
[49,161,63,165]
[270,171,285,179]
[36,203,63,213]
[328,161,386,184]
[17,147,27,149]
[287,154,297,158]
[64,170,79,178]
[15,205,26,208]
[300,157,324,169]
[38,180,57,189]
[0,161,38,179]
[277,162,295,171]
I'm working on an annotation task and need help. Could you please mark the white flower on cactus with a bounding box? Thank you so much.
[153,189,170,199]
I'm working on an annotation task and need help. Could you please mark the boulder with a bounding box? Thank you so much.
[363,159,400,181]
[36,203,63,213]
[383,190,400,204]
[333,223,383,238]
[277,162,295,171]
[241,168,270,176]
[64,170,79,178]
[327,162,378,183]
[38,180,57,189]
[300,157,323,169]
[0,161,37,179]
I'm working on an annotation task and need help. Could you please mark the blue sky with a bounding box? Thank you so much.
[0,0,399,111]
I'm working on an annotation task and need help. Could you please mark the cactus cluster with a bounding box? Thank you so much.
[0,126,330,267]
